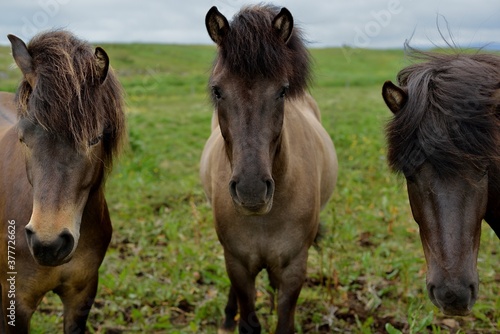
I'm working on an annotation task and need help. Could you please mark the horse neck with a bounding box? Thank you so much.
[275,91,326,178]
[272,95,309,181]
[82,185,110,227]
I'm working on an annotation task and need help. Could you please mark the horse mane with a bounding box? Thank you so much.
[386,46,500,177]
[15,30,125,173]
[214,4,311,97]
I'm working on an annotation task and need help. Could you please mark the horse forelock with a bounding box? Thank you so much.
[386,50,500,178]
[214,5,311,97]
[15,30,125,168]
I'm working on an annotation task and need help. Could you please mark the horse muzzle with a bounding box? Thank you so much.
[228,178,275,215]
[25,226,76,266]
[427,280,478,316]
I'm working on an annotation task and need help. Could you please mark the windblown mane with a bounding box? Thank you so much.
[214,4,310,97]
[386,48,500,177]
[15,30,125,172]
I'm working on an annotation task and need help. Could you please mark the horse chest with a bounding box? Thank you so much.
[216,214,310,265]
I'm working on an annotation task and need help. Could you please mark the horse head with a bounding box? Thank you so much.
[9,33,119,266]
[206,6,309,216]
[383,78,495,315]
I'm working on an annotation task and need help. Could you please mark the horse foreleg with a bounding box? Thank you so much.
[56,276,98,334]
[266,267,278,314]
[1,284,38,334]
[220,284,238,333]
[274,251,308,334]
[224,253,261,334]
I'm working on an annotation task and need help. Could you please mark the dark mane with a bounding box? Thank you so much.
[215,4,310,97]
[386,47,500,177]
[15,30,125,172]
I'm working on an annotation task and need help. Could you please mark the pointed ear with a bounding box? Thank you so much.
[94,47,109,84]
[206,6,230,46]
[382,80,408,114]
[272,8,294,43]
[8,34,36,87]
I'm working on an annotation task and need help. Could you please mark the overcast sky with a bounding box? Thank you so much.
[1,0,499,49]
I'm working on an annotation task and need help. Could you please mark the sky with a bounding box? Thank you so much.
[0,0,499,49]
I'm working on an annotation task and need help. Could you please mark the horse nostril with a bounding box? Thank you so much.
[229,180,238,200]
[25,226,34,247]
[265,179,274,200]
[57,230,75,259]
[428,284,436,299]
[469,284,476,300]
[25,226,34,238]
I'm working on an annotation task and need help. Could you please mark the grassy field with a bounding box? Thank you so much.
[0,43,498,333]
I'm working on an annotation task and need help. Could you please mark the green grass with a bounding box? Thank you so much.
[0,44,498,333]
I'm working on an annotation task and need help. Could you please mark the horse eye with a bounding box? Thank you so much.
[89,134,103,146]
[279,85,289,99]
[212,86,222,100]
[18,135,28,146]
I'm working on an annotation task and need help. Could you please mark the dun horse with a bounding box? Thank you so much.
[200,5,338,333]
[383,49,500,316]
[0,31,125,332]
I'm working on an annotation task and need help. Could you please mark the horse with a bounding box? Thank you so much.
[382,48,500,316]
[0,30,125,333]
[200,5,338,334]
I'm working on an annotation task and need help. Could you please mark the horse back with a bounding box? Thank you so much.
[0,92,16,139]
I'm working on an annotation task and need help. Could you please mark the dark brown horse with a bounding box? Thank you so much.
[0,31,125,333]
[200,5,338,334]
[382,49,500,316]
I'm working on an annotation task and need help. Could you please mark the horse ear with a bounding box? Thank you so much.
[382,81,408,114]
[8,34,36,87]
[206,6,230,46]
[272,8,294,43]
[94,47,109,84]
